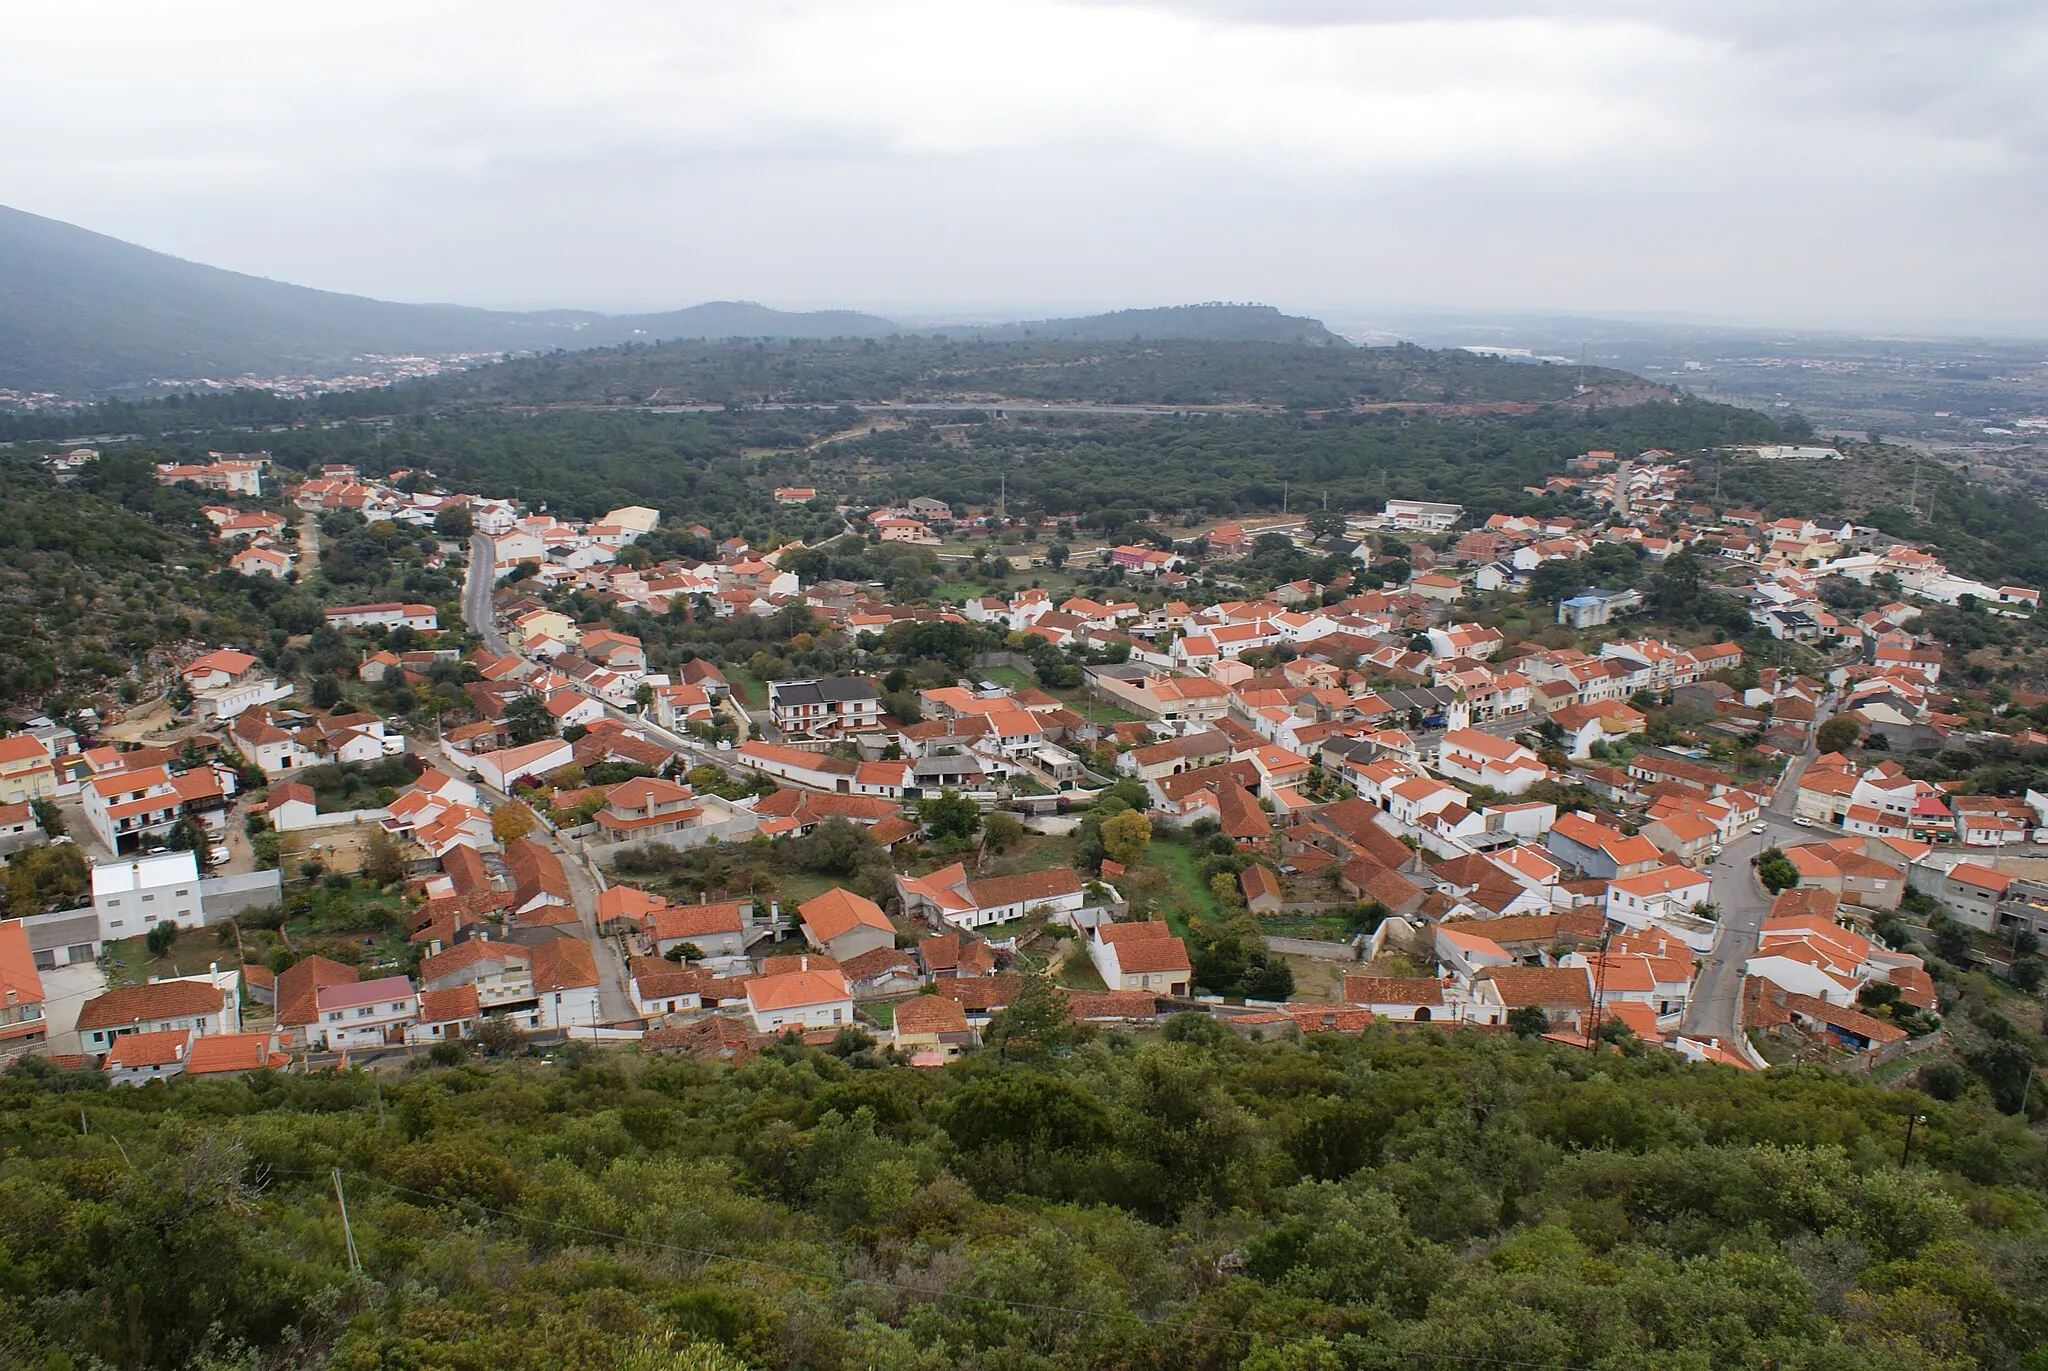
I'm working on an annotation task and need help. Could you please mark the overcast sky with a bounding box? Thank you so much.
[5,1,2044,330]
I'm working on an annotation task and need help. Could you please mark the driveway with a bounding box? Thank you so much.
[34,961,110,1055]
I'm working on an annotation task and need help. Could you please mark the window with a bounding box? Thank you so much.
[357,1007,373,1018]
[105,898,120,908]
[142,894,154,903]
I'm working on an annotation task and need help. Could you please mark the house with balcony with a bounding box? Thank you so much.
[0,735,57,807]
[0,919,48,1049]
[768,678,882,737]
[310,976,419,1050]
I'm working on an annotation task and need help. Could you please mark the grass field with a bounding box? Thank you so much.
[1055,948,1107,991]
[861,999,897,1028]
[979,665,1035,691]
[982,832,1080,876]
[1258,914,1353,942]
[1136,839,1216,938]
[722,665,769,710]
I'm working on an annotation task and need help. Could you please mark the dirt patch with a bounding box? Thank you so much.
[281,823,380,875]
[1278,953,1349,1002]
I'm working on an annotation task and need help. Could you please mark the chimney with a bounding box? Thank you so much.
[429,939,443,957]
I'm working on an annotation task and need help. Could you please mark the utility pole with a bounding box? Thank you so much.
[333,1168,362,1275]
[1901,1112,1927,1166]
[1282,482,1289,515]
[1587,929,1612,1050]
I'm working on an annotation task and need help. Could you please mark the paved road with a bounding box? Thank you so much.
[463,534,509,654]
[413,737,636,1024]
[1680,696,1835,1043]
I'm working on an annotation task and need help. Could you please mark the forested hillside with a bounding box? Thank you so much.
[0,454,215,698]
[1704,441,2048,591]
[933,304,1347,347]
[3,1026,2042,1370]
[417,337,1665,410]
[0,453,462,711]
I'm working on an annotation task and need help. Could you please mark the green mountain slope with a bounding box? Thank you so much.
[937,303,1347,346]
[0,205,903,396]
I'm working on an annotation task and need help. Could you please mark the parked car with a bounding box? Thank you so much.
[1749,822,1768,835]
[1794,817,1815,827]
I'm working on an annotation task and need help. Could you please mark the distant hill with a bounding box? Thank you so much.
[936,303,1346,347]
[0,205,902,396]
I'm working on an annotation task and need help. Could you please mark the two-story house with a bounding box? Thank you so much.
[768,678,883,737]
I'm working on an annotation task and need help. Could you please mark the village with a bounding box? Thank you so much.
[3,441,2046,1086]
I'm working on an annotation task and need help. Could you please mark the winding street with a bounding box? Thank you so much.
[1680,696,1835,1044]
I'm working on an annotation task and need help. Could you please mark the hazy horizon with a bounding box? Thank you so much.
[6,1,2045,337]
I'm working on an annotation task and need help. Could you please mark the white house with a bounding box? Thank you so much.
[531,938,603,1030]
[311,976,420,1050]
[91,851,205,940]
[324,602,440,632]
[1604,865,1712,933]
[895,864,1095,931]
[75,975,240,1055]
[1383,499,1464,532]
[470,739,574,792]
[182,650,293,722]
[1087,920,1192,995]
[745,960,855,1033]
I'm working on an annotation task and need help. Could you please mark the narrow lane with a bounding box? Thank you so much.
[1680,692,1836,1042]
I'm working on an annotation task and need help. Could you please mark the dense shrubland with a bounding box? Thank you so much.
[2,1025,2043,1369]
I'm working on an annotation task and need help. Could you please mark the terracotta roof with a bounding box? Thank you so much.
[102,1028,190,1069]
[1097,923,1191,972]
[893,996,971,1035]
[840,946,919,982]
[626,955,712,1001]
[935,974,1022,1012]
[1342,858,1422,911]
[1240,864,1281,904]
[416,986,481,1023]
[530,938,600,992]
[183,1033,291,1075]
[1474,910,1608,946]
[747,967,851,1012]
[643,1014,757,1061]
[1342,976,1443,1006]
[1476,965,1593,1011]
[966,868,1083,908]
[647,901,748,940]
[275,955,359,1027]
[799,888,893,943]
[505,839,573,907]
[1060,989,1163,1020]
[76,981,224,1032]
[0,918,46,1009]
